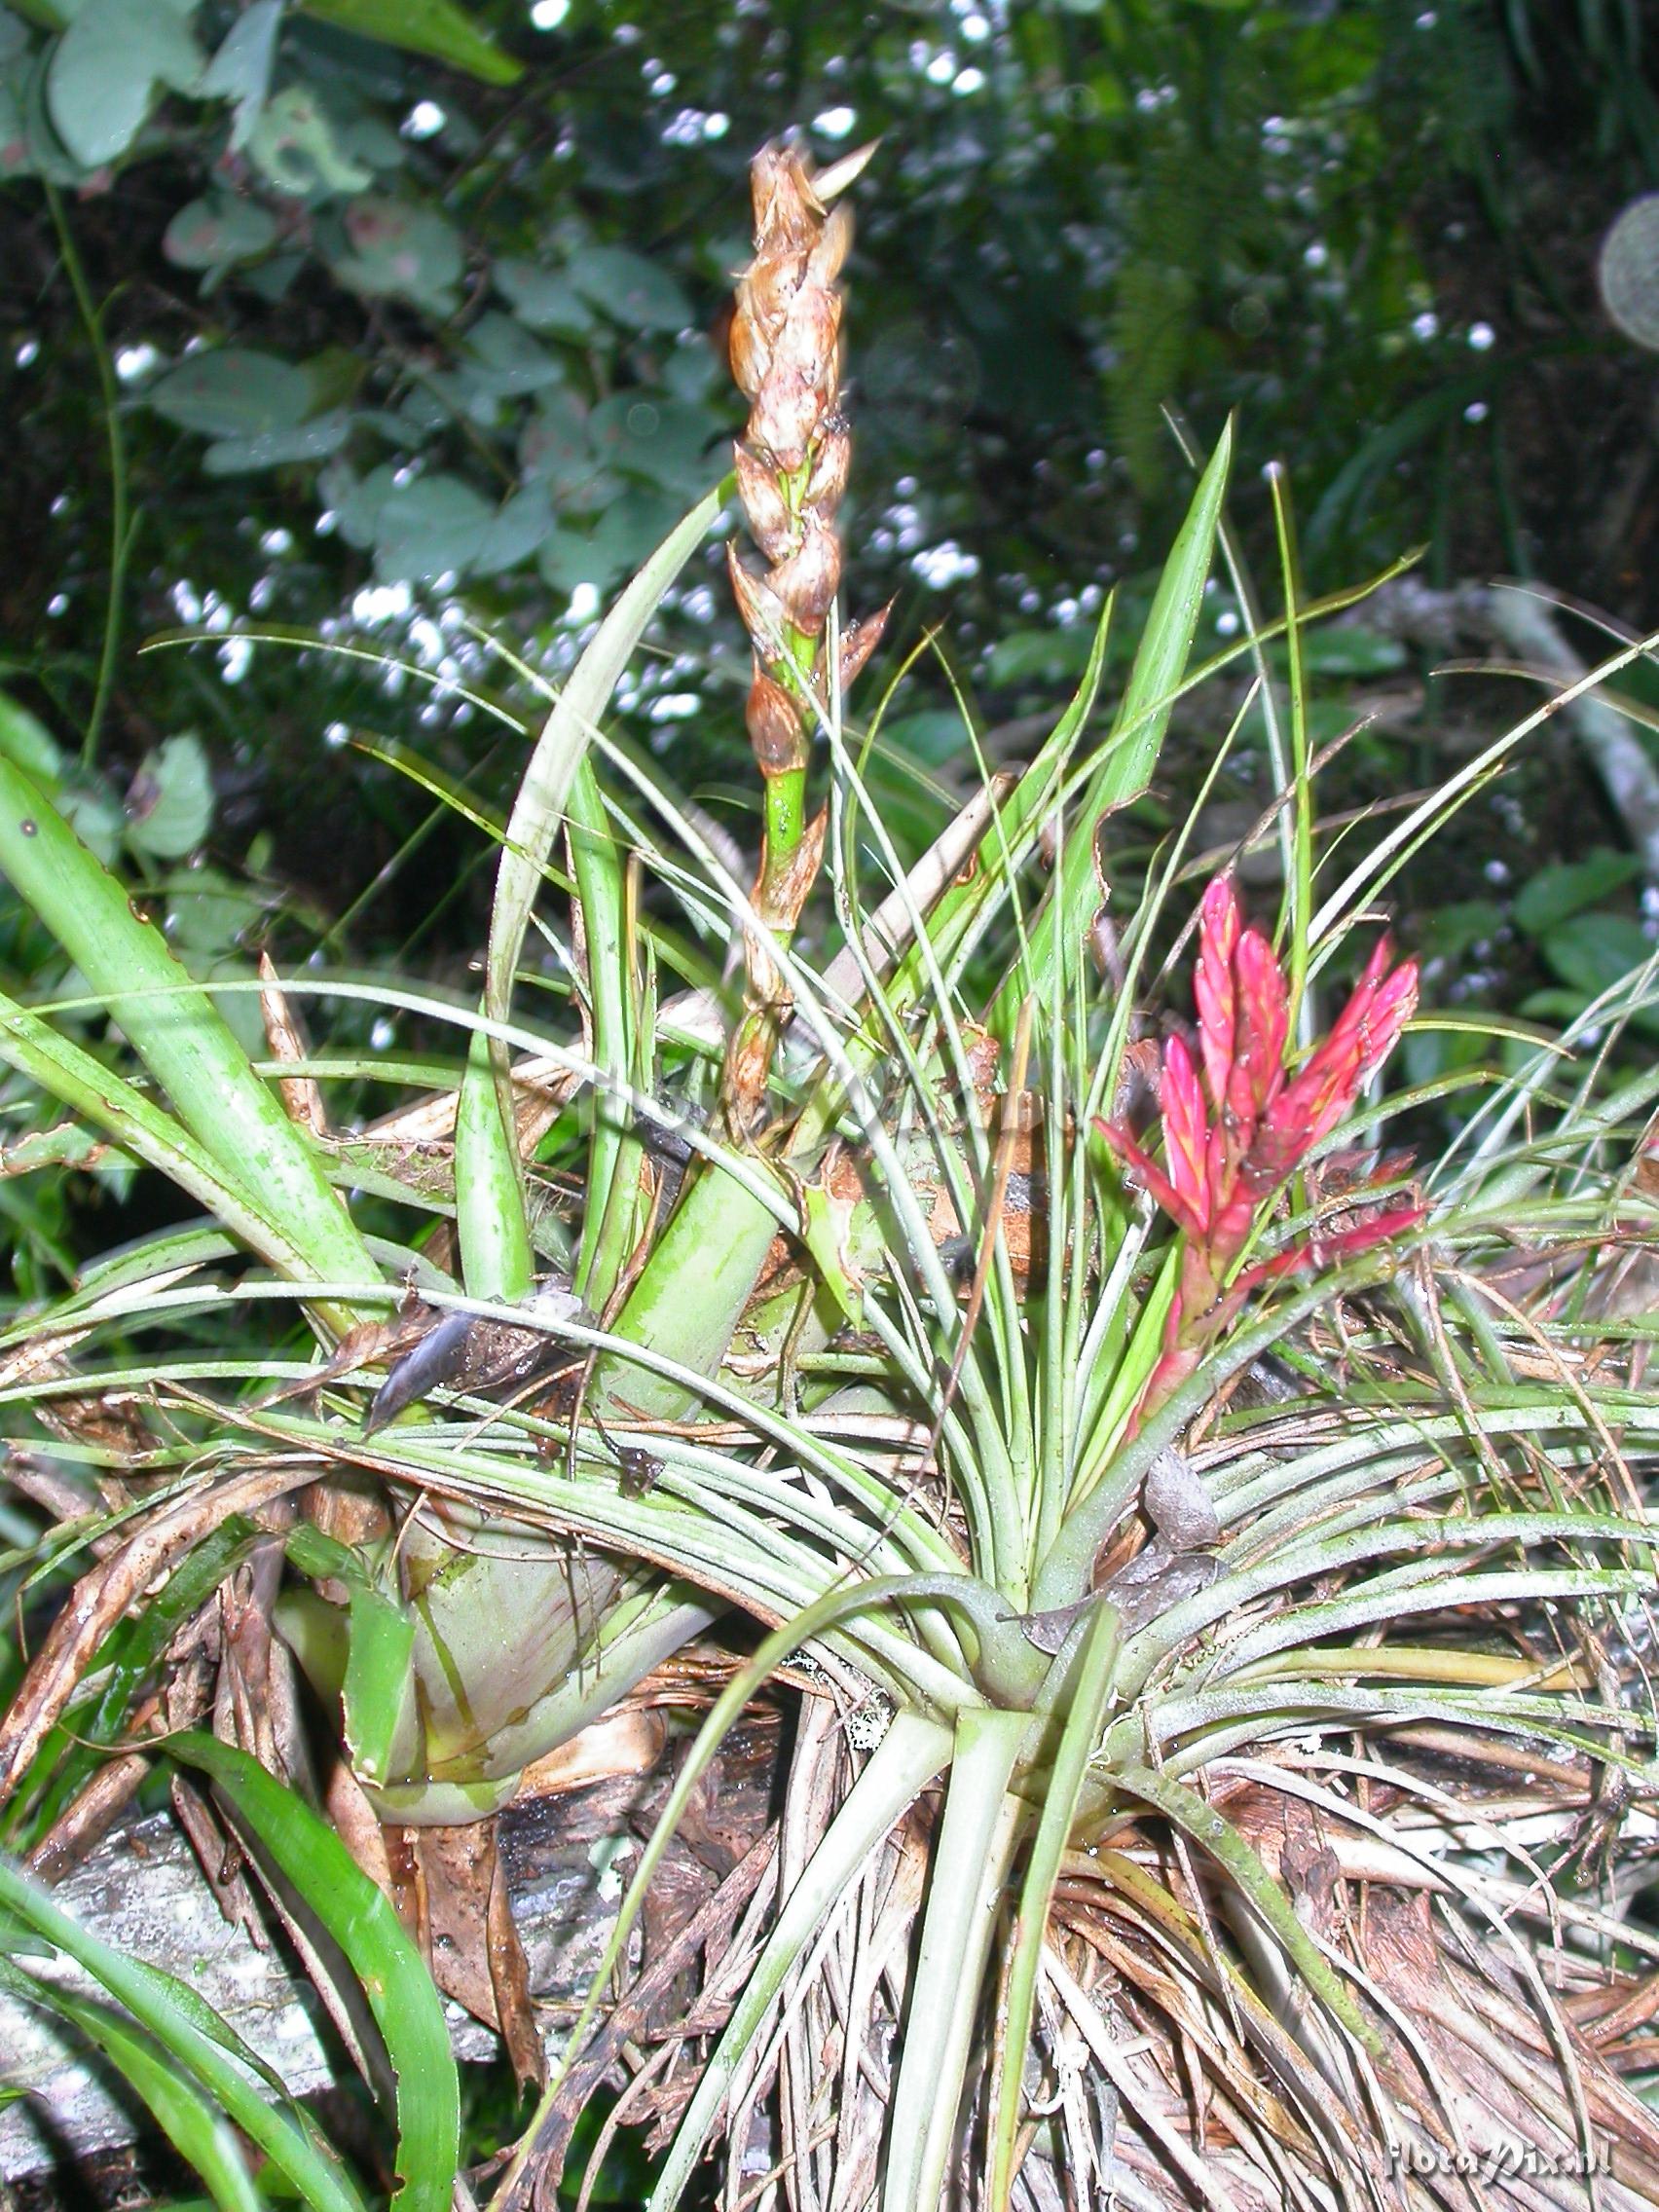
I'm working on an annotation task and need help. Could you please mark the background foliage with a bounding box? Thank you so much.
[4,0,1658,1002]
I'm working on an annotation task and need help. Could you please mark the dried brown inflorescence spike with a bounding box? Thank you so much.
[722,135,881,1129]
[727,136,883,791]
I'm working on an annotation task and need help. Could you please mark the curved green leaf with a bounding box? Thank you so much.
[454,1023,533,1299]
[567,245,691,333]
[0,1962,263,2212]
[999,416,1232,1020]
[567,759,634,1306]
[126,732,212,859]
[0,986,339,1292]
[881,1709,1026,2212]
[169,1731,460,2212]
[455,483,724,1299]
[297,0,521,83]
[147,349,314,440]
[200,0,280,149]
[47,0,203,167]
[0,756,378,1301]
[988,1602,1122,2207]
[0,1855,368,2212]
[648,1711,953,2212]
[485,481,725,1030]
[1116,1759,1379,2052]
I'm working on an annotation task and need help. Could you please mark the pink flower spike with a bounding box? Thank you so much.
[1314,938,1386,1053]
[1126,1295,1200,1436]
[1200,873,1242,939]
[1319,938,1417,1070]
[1204,1180,1262,1273]
[1231,927,1289,1128]
[1251,939,1419,1175]
[1095,1117,1205,1238]
[1195,875,1241,1108]
[1160,1036,1213,1235]
[1354,955,1419,1084]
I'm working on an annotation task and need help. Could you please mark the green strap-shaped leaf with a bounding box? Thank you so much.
[987,1603,1122,2208]
[0,756,377,1299]
[1117,1757,1380,2053]
[597,1166,783,1419]
[454,1023,534,1300]
[284,1526,418,1786]
[454,483,724,1299]
[486,484,724,1032]
[170,1732,460,2212]
[568,758,637,1307]
[0,985,335,1292]
[0,1856,368,2212]
[912,601,1114,1000]
[343,1581,418,1788]
[0,1960,263,2212]
[880,1708,1028,2212]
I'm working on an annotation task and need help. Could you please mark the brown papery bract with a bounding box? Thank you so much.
[727,135,883,790]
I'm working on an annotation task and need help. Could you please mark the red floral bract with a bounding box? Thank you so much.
[1098,875,1423,1423]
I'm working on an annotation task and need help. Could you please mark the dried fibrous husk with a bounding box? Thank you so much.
[726,138,883,804]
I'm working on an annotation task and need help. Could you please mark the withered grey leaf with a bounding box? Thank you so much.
[1099,1539,1220,1638]
[1142,1447,1221,1553]
[363,1276,583,1435]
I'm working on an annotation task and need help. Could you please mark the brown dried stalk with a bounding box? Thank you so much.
[723,135,888,1122]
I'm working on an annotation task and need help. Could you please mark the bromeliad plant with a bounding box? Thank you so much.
[2,129,1659,2212]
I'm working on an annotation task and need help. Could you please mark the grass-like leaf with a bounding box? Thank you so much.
[168,1732,460,2212]
[986,1600,1123,2207]
[0,1959,263,2212]
[880,1707,1026,2212]
[0,756,377,1303]
[0,1855,369,2212]
[997,417,1232,1021]
[483,483,724,1028]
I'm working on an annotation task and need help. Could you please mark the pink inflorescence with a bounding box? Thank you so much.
[1098,875,1423,1422]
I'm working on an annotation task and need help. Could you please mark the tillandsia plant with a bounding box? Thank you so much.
[1,128,1658,2212]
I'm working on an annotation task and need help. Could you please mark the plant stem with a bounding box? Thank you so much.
[45,182,131,772]
[761,759,806,889]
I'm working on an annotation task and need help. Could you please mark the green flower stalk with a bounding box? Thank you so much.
[724,135,887,1121]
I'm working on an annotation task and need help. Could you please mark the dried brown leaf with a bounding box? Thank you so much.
[260,1295,428,1411]
[0,1461,316,1805]
[259,951,329,1138]
[387,1816,545,2089]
